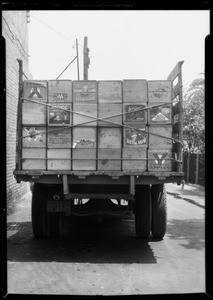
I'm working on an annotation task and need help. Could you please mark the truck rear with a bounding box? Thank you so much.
[14,61,184,239]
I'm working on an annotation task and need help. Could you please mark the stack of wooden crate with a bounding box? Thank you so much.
[147,80,173,171]
[22,80,48,170]
[122,80,148,171]
[47,80,72,170]
[97,81,122,171]
[72,81,97,170]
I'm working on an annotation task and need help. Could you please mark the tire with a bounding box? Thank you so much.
[151,184,167,240]
[31,183,48,238]
[134,185,151,239]
[47,187,63,237]
[47,212,63,237]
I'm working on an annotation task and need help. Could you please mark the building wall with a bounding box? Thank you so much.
[2,11,32,214]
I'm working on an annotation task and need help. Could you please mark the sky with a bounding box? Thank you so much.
[28,10,210,88]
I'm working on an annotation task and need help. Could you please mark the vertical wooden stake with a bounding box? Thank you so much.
[76,38,80,80]
[186,151,190,183]
[130,176,135,195]
[195,153,199,185]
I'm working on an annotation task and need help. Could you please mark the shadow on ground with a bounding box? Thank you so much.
[7,215,157,264]
[167,218,205,250]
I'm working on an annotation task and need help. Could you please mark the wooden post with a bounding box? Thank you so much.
[16,59,23,171]
[76,38,80,80]
[195,153,199,185]
[186,151,190,183]
[83,36,89,80]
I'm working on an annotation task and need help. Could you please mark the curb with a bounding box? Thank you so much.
[167,191,205,209]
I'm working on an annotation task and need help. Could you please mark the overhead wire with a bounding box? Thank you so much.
[30,13,83,48]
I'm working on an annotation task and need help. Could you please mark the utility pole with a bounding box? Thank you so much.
[76,38,80,80]
[83,36,90,80]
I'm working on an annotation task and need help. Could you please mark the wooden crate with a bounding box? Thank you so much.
[72,149,96,170]
[47,149,71,170]
[73,81,97,103]
[148,150,172,171]
[22,126,46,148]
[123,103,147,124]
[22,148,46,170]
[98,148,121,170]
[73,127,96,148]
[22,80,47,101]
[148,80,172,102]
[123,125,147,147]
[98,128,122,148]
[123,80,148,103]
[148,102,172,124]
[47,127,71,148]
[22,102,46,125]
[73,103,97,126]
[98,103,122,126]
[98,81,122,103]
[149,125,173,149]
[48,103,71,126]
[122,148,147,171]
[48,80,72,102]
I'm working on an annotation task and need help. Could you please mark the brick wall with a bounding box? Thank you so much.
[2,11,32,214]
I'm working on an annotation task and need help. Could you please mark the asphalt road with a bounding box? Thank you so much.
[6,188,205,295]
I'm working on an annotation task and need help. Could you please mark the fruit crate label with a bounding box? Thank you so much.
[48,104,71,126]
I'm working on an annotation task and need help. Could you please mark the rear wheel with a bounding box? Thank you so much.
[31,183,48,238]
[134,185,151,239]
[47,188,63,237]
[151,184,167,240]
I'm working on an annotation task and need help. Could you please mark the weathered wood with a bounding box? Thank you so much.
[98,128,122,148]
[22,126,46,148]
[47,149,71,170]
[98,148,121,171]
[48,80,72,102]
[149,125,172,149]
[122,148,147,171]
[73,103,97,126]
[98,81,122,103]
[167,61,184,82]
[172,101,182,116]
[22,80,47,100]
[17,59,23,171]
[123,80,148,103]
[98,103,122,126]
[123,125,147,147]
[72,149,96,170]
[172,82,181,99]
[148,150,172,172]
[148,102,172,124]
[22,102,46,125]
[22,148,46,170]
[148,81,172,103]
[73,127,96,148]
[48,127,71,148]
[123,103,147,124]
[73,81,97,102]
[172,121,182,134]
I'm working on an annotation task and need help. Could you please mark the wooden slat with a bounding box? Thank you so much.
[123,80,148,103]
[98,81,122,103]
[122,148,147,171]
[172,82,181,98]
[172,121,182,134]
[167,61,184,82]
[172,101,183,116]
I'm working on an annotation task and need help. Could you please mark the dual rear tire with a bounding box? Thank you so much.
[134,184,167,240]
[31,183,62,238]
